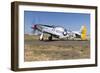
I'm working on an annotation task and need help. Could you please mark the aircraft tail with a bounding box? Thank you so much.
[80,25,87,40]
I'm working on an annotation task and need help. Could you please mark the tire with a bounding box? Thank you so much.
[48,36,52,41]
[39,38,43,41]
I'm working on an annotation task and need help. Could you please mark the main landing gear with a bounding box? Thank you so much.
[48,35,52,41]
[39,33,44,41]
[39,33,53,41]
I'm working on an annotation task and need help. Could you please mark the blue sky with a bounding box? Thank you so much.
[24,11,90,34]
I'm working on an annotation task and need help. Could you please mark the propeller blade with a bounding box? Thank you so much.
[32,29,36,34]
[31,24,37,34]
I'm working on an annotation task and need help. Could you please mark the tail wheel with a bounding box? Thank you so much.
[48,36,52,41]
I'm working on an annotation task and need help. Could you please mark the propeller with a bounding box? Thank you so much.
[31,24,37,35]
[31,24,41,35]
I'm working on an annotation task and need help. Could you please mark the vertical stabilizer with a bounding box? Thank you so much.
[81,25,87,40]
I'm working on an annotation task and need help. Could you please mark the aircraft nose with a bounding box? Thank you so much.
[31,25,37,29]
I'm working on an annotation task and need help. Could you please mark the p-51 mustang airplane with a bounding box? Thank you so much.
[31,24,87,41]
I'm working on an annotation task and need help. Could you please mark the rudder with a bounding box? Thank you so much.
[80,25,87,40]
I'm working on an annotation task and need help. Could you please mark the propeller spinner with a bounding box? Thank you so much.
[31,24,37,34]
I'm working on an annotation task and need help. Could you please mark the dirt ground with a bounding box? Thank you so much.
[24,35,90,62]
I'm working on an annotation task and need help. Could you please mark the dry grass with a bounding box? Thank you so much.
[24,34,90,61]
[24,44,90,61]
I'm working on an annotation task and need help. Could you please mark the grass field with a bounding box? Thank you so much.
[24,34,90,62]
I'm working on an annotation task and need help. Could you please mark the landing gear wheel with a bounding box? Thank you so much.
[40,38,43,41]
[39,33,44,41]
[48,36,52,41]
